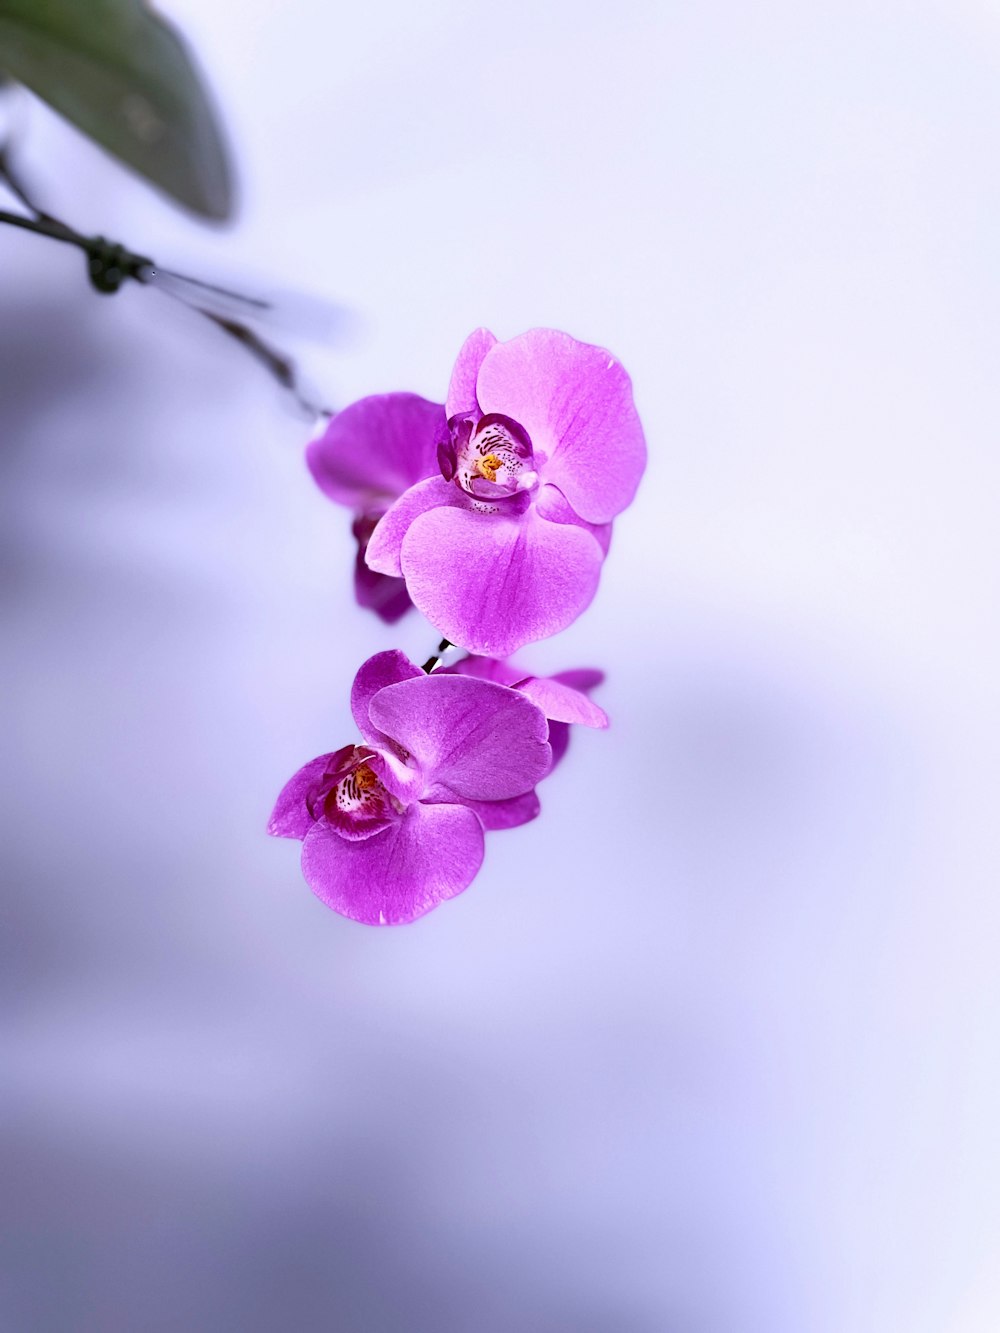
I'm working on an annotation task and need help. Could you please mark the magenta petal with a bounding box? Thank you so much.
[422,783,540,831]
[535,483,612,557]
[300,803,485,925]
[547,721,571,770]
[368,673,551,800]
[552,667,605,694]
[515,675,608,729]
[352,558,412,623]
[306,393,446,508]
[401,504,605,656]
[446,328,497,418]
[267,753,333,839]
[350,650,424,744]
[365,477,465,577]
[443,655,522,685]
[475,330,646,525]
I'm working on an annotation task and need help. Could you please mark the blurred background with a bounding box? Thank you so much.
[2,0,999,1329]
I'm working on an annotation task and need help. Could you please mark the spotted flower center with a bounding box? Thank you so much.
[439,412,537,506]
[309,744,404,842]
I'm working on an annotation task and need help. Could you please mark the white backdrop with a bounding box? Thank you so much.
[3,1,999,1329]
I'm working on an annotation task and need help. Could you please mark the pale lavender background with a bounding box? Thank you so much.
[2,1,999,1330]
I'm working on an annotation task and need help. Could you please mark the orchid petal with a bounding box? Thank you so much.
[446,328,496,418]
[365,477,465,578]
[352,561,411,623]
[368,673,551,800]
[267,753,332,839]
[536,483,612,556]
[514,675,608,729]
[552,668,605,694]
[350,650,424,745]
[400,504,605,657]
[475,329,646,525]
[300,803,484,925]
[422,783,541,831]
[306,393,445,508]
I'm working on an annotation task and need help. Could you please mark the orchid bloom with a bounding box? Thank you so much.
[268,651,552,924]
[366,329,646,655]
[445,654,608,776]
[306,393,445,622]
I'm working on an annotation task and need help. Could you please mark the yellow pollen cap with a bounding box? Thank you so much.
[476,453,503,482]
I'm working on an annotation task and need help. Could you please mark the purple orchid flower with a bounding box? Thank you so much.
[268,650,552,925]
[306,393,445,622]
[366,328,646,655]
[445,654,607,775]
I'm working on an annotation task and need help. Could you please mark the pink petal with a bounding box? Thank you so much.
[446,328,497,418]
[475,329,646,525]
[536,483,612,556]
[350,650,423,744]
[267,753,334,839]
[443,655,524,686]
[300,803,485,925]
[306,393,445,508]
[422,783,541,831]
[400,503,605,657]
[552,667,605,694]
[352,513,412,622]
[368,673,551,800]
[515,675,608,729]
[365,477,464,578]
[353,561,411,623]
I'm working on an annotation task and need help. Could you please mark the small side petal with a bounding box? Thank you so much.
[366,477,465,577]
[446,328,496,418]
[515,676,609,729]
[548,720,571,770]
[268,753,333,840]
[476,329,646,525]
[353,560,412,624]
[368,673,552,800]
[350,650,424,745]
[422,782,541,831]
[552,667,605,694]
[401,503,605,657]
[443,654,521,686]
[306,393,446,508]
[536,483,612,557]
[300,803,485,925]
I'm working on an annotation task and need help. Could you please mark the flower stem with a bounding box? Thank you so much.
[0,152,332,417]
[421,639,452,673]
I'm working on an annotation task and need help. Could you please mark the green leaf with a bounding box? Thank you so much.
[0,0,234,220]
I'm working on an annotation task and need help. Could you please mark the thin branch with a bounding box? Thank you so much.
[421,639,453,673]
[0,151,333,416]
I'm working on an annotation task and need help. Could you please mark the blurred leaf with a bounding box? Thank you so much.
[0,0,234,219]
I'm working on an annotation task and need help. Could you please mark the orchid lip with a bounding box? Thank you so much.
[443,411,537,503]
[307,743,406,841]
